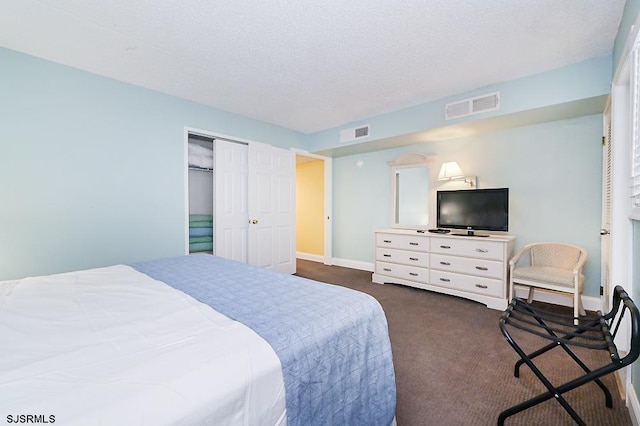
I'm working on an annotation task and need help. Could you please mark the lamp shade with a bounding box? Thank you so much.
[438,161,465,180]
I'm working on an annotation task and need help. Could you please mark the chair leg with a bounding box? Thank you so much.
[527,286,535,303]
[578,294,586,316]
[574,293,586,325]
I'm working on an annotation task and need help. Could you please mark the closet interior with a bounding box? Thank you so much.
[187,134,214,254]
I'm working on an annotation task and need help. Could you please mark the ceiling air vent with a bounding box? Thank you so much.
[339,124,370,143]
[445,91,500,120]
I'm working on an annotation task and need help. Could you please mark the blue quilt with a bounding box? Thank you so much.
[131,255,396,426]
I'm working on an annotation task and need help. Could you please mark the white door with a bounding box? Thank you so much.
[248,142,296,274]
[601,105,612,311]
[214,139,249,262]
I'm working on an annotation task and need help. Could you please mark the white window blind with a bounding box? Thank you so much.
[604,116,612,228]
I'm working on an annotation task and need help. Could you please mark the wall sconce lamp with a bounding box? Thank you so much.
[438,162,475,187]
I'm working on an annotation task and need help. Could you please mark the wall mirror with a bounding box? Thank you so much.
[388,153,434,230]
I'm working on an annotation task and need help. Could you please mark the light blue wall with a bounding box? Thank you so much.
[334,115,603,297]
[0,47,305,280]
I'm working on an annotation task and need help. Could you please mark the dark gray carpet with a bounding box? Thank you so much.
[295,259,632,426]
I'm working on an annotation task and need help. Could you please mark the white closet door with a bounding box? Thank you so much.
[248,142,296,274]
[214,140,249,262]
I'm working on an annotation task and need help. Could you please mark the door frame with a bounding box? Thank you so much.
[608,24,636,396]
[610,36,634,312]
[293,149,333,265]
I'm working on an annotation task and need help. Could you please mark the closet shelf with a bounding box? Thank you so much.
[189,166,213,173]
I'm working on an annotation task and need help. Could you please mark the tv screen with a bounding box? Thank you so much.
[436,188,509,235]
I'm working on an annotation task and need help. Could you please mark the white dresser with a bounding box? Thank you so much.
[372,229,516,310]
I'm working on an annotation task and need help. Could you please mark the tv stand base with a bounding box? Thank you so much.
[451,231,490,237]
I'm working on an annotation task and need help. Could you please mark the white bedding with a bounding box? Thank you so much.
[0,265,286,425]
[188,153,214,169]
[188,142,213,169]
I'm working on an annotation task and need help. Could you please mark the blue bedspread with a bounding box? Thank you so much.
[131,255,396,426]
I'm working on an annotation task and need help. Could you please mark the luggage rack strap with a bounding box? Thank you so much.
[501,298,613,353]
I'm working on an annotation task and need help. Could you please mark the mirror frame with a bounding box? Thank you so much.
[388,153,435,230]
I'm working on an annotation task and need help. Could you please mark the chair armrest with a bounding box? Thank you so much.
[509,244,533,268]
[572,250,588,276]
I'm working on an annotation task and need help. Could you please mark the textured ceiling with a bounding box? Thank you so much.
[0,0,626,134]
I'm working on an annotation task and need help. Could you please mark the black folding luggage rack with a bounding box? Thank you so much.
[498,285,640,426]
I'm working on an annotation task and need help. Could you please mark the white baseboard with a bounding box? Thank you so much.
[296,251,325,263]
[628,380,640,426]
[513,287,601,312]
[328,257,374,272]
[296,254,374,271]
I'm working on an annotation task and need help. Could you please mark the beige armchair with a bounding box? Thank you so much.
[509,242,587,319]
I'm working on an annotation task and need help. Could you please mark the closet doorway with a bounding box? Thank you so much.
[184,128,296,274]
[186,133,215,255]
[295,152,332,265]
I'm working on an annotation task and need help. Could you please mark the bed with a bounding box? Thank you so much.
[0,255,396,425]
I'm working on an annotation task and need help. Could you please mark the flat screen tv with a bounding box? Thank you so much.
[436,188,509,236]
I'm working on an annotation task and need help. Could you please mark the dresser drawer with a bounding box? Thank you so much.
[375,261,429,284]
[430,237,503,260]
[376,233,429,252]
[430,254,503,279]
[430,270,502,298]
[376,247,429,267]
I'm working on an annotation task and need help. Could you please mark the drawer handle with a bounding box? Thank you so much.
[383,239,392,243]
[409,257,419,261]
[440,278,450,282]
[383,268,392,272]
[475,284,488,289]
[440,245,451,249]
[440,261,450,266]
[409,242,419,246]
[475,266,488,271]
[409,272,418,276]
[476,248,489,253]
[383,254,391,257]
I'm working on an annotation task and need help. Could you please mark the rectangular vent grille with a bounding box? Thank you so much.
[339,124,370,143]
[445,92,500,120]
[355,126,369,138]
